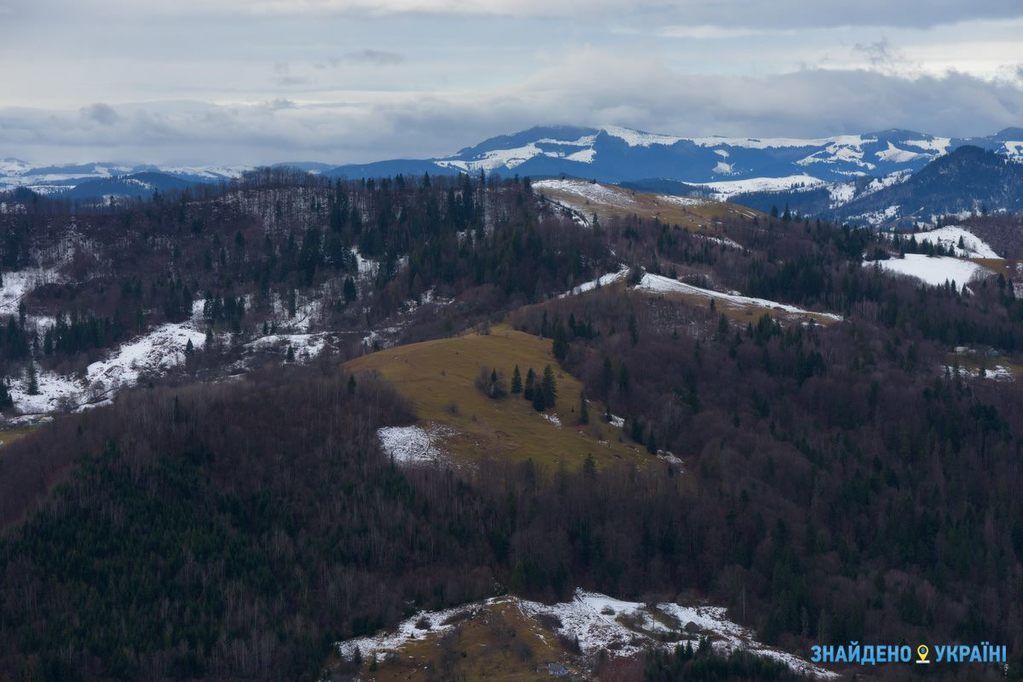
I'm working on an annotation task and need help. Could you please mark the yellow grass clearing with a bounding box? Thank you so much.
[0,424,38,451]
[536,180,761,235]
[345,326,647,469]
[358,598,579,681]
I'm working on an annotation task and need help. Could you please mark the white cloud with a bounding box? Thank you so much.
[2,53,1022,166]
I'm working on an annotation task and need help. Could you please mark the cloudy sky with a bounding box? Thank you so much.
[1,0,1022,165]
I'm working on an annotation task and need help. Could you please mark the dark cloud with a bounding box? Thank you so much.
[80,103,119,126]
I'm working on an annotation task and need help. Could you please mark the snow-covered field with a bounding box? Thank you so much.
[696,174,826,200]
[894,226,1000,259]
[657,194,711,207]
[636,273,843,321]
[870,254,992,288]
[336,589,836,678]
[377,423,452,465]
[533,179,636,208]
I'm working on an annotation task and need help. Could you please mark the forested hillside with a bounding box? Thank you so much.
[0,171,1021,680]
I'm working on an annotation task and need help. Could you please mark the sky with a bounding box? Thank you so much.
[1,0,1022,165]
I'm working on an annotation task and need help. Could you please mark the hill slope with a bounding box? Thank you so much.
[346,327,651,469]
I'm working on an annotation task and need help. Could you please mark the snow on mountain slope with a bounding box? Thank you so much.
[559,266,631,297]
[0,267,64,316]
[636,273,843,321]
[869,254,993,288]
[533,178,637,207]
[875,141,926,163]
[602,125,684,147]
[899,226,1001,259]
[335,589,837,678]
[696,174,826,200]
[8,302,209,417]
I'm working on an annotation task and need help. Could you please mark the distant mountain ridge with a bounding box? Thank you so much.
[3,125,1021,218]
[323,125,1023,185]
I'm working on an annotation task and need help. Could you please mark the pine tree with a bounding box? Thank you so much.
[511,365,522,394]
[286,345,295,363]
[541,365,557,409]
[578,391,589,425]
[347,375,357,395]
[628,313,639,346]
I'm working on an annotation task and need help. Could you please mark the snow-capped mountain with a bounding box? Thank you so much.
[324,125,1023,185]
[0,160,249,198]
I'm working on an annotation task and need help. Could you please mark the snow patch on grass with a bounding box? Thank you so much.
[377,423,452,466]
[870,254,991,288]
[541,412,562,427]
[636,273,842,321]
[945,365,1013,382]
[533,179,636,208]
[334,589,835,677]
[559,266,630,298]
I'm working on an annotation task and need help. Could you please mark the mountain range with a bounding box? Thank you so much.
[3,125,1022,226]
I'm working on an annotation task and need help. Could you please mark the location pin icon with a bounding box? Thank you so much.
[917,644,930,663]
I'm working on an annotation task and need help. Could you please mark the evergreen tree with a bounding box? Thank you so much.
[541,365,557,409]
[26,361,39,396]
[552,323,569,362]
[628,313,639,346]
[524,368,536,401]
[343,276,357,304]
[578,390,589,425]
[286,345,295,363]
[511,365,522,394]
[0,376,12,410]
[532,384,546,412]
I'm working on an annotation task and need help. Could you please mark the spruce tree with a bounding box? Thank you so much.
[511,365,522,394]
[532,385,546,412]
[552,323,569,362]
[578,391,589,425]
[524,368,536,401]
[26,361,39,396]
[0,377,12,410]
[541,365,557,409]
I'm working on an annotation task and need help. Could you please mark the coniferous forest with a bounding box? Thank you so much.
[0,172,1022,680]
